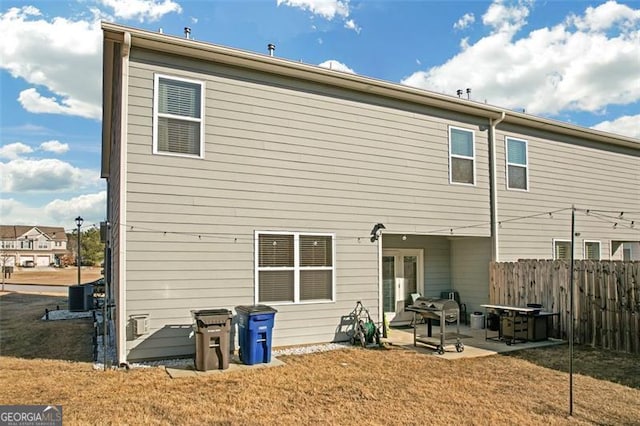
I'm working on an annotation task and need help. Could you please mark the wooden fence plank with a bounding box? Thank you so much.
[488,260,638,355]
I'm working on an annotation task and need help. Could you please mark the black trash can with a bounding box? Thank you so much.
[193,309,233,371]
[2,266,13,279]
[235,305,277,365]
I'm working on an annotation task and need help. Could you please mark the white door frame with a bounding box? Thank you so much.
[381,248,424,325]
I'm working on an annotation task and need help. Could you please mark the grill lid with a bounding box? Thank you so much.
[410,297,459,312]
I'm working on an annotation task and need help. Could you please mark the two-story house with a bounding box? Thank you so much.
[0,225,68,267]
[101,22,640,363]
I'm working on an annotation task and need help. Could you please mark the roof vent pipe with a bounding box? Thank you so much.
[267,43,275,57]
[184,27,191,39]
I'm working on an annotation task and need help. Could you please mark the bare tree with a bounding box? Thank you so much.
[0,246,16,292]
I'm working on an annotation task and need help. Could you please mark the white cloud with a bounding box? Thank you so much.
[0,198,41,226]
[40,140,70,154]
[592,114,640,139]
[278,0,360,32]
[318,60,356,74]
[344,19,361,34]
[0,142,33,160]
[18,88,101,120]
[401,0,640,118]
[482,0,531,35]
[568,0,640,33]
[454,13,475,30]
[1,124,51,136]
[0,158,100,193]
[0,191,106,228]
[44,191,107,226]
[99,0,182,22]
[0,6,102,119]
[278,0,349,20]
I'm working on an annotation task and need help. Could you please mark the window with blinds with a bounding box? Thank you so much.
[256,232,335,304]
[449,126,475,185]
[554,240,571,260]
[153,74,204,157]
[584,241,601,260]
[506,137,528,190]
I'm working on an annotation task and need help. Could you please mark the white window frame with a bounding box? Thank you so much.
[1,241,15,249]
[505,137,529,191]
[448,126,476,186]
[255,231,336,305]
[583,240,601,260]
[553,239,571,260]
[152,73,205,159]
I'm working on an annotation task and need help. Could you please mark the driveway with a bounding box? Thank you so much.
[1,283,68,295]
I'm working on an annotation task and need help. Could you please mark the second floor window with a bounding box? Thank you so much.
[153,74,204,158]
[506,137,528,190]
[449,126,475,185]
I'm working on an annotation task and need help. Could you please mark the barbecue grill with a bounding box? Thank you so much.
[405,297,464,354]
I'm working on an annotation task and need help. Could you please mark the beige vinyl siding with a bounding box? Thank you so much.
[495,124,640,261]
[382,234,490,317]
[122,48,492,359]
[450,238,491,316]
[382,234,453,297]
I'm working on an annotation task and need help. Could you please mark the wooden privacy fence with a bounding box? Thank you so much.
[489,260,640,354]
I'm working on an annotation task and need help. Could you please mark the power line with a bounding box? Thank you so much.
[582,211,639,232]
[56,204,640,242]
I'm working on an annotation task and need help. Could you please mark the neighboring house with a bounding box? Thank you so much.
[101,22,640,363]
[0,225,68,267]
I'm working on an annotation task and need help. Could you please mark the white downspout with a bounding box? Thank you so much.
[118,31,131,366]
[377,233,383,333]
[489,112,506,262]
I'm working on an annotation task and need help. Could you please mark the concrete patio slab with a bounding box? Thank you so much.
[165,356,285,378]
[383,324,566,360]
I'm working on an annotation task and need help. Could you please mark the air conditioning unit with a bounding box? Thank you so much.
[131,314,149,337]
[68,284,94,312]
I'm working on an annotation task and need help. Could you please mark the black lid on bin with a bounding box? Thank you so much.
[193,308,232,317]
[235,304,278,315]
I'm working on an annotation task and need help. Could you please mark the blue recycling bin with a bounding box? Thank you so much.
[235,305,277,365]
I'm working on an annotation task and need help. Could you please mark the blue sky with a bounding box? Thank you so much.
[1,0,639,231]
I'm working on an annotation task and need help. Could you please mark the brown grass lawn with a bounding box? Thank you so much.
[1,293,639,426]
[3,266,103,286]
[0,293,94,361]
